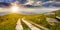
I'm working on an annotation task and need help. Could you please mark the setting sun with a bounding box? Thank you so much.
[10,2,19,13]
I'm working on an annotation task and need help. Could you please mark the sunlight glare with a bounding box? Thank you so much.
[10,2,19,13]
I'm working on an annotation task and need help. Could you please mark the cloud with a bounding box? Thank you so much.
[24,0,34,5]
[42,1,60,7]
[18,0,27,4]
[0,0,16,3]
[23,0,42,6]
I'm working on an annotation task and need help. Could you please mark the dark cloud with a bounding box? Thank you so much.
[18,0,27,4]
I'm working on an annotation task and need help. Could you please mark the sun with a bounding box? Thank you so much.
[11,5,19,13]
[10,2,19,13]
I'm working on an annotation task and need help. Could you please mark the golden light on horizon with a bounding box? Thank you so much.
[11,5,19,13]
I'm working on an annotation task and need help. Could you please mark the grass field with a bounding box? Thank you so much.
[0,10,60,30]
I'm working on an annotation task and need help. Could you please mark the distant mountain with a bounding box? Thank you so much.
[0,11,10,16]
[44,10,60,16]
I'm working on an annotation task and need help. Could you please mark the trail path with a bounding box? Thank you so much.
[22,18,40,30]
[16,19,23,30]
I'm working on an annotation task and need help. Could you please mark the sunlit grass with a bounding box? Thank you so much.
[0,10,60,30]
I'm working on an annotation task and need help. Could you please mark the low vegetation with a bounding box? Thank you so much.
[0,10,60,30]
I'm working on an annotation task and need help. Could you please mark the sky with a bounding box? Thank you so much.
[0,0,27,3]
[0,0,60,3]
[0,0,50,3]
[0,0,60,15]
[0,0,16,3]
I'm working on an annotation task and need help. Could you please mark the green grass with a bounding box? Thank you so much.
[0,10,60,30]
[0,13,23,30]
[0,13,31,30]
[0,17,17,30]
[25,14,52,29]
[56,10,60,17]
[21,20,31,30]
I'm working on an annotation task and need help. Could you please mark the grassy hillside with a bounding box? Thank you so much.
[56,10,60,17]
[0,13,24,30]
[0,10,60,30]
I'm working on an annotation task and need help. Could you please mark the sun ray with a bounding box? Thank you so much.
[10,2,19,13]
